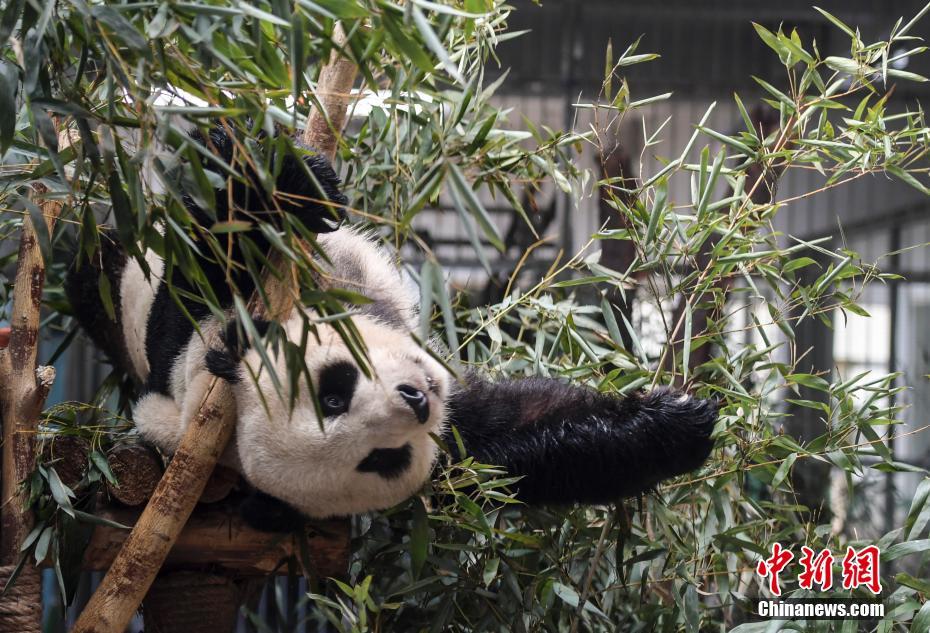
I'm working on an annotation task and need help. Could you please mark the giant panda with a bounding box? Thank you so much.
[65,125,718,531]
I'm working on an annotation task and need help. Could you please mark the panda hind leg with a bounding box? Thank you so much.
[133,392,185,454]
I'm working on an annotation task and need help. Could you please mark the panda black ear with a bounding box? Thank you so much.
[443,375,717,506]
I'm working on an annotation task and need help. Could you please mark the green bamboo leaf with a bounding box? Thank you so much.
[896,573,930,594]
[698,126,755,156]
[604,38,613,99]
[682,300,692,383]
[418,260,436,342]
[448,163,504,251]
[410,496,429,579]
[600,295,625,350]
[887,68,929,82]
[620,311,648,364]
[98,271,116,322]
[883,539,930,562]
[645,179,668,245]
[696,149,725,218]
[46,467,75,518]
[551,582,609,621]
[411,5,464,83]
[90,6,150,51]
[888,164,929,194]
[412,0,485,18]
[33,527,52,564]
[432,264,459,354]
[482,556,499,587]
[752,23,787,58]
[814,6,857,38]
[825,56,873,76]
[448,184,491,273]
[815,255,853,293]
[0,61,18,154]
[904,478,930,540]
[295,0,368,18]
[782,257,818,274]
[771,452,797,489]
[0,0,23,49]
[72,510,131,530]
[89,450,118,486]
[381,11,435,75]
[553,275,615,288]
[779,29,814,64]
[751,76,795,108]
[236,1,290,27]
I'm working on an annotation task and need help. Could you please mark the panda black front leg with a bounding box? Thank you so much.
[204,317,272,383]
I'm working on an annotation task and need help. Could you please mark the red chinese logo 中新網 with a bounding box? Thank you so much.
[798,546,834,591]
[840,545,882,594]
[756,543,882,596]
[756,543,794,596]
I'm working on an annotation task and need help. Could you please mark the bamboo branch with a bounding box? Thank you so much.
[72,24,359,633]
[303,22,358,157]
[0,162,64,633]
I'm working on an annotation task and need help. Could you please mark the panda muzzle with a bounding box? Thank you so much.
[397,384,430,423]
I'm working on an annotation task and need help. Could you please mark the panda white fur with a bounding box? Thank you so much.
[121,227,450,519]
[66,126,718,531]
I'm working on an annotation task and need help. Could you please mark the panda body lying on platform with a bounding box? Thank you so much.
[66,127,717,530]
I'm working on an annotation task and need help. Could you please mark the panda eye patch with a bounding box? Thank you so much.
[317,361,358,417]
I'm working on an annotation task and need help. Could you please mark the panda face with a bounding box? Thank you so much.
[232,314,450,518]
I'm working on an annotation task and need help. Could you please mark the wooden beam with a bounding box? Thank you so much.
[78,509,349,579]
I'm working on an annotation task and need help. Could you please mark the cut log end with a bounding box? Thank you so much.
[40,435,90,490]
[198,465,241,505]
[106,444,165,507]
[143,572,241,633]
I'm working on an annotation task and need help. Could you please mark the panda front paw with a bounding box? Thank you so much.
[643,389,718,475]
[204,318,271,383]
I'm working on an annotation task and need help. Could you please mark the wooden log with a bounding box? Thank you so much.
[143,572,241,633]
[106,444,164,507]
[72,24,359,633]
[40,435,90,490]
[78,508,349,579]
[198,464,241,505]
[0,128,66,632]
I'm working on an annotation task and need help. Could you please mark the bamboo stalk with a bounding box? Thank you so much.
[71,24,359,633]
[0,177,64,633]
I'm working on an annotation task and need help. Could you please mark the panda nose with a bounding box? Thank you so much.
[397,384,429,423]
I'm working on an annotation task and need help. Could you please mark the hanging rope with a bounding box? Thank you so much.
[0,564,43,633]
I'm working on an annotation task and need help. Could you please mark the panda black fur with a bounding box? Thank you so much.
[65,126,718,530]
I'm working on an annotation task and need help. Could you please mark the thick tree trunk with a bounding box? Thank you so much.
[0,181,63,633]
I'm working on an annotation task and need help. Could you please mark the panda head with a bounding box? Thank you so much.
[229,314,450,518]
